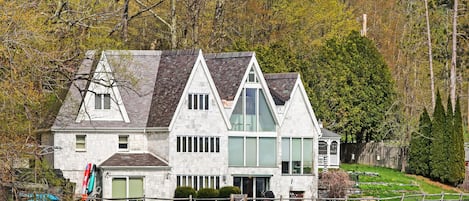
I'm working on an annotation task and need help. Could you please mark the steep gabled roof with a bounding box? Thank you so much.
[320,128,341,138]
[52,50,161,130]
[146,50,199,127]
[205,52,253,101]
[264,73,299,105]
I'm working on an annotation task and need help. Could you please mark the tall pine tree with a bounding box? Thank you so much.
[430,91,446,181]
[449,97,465,184]
[444,96,454,183]
[408,108,432,177]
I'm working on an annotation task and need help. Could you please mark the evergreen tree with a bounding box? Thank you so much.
[407,108,432,177]
[443,96,454,183]
[449,97,465,184]
[430,91,446,181]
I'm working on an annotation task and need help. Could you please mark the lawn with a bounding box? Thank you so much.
[340,163,466,200]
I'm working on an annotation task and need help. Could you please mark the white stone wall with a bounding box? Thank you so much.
[54,132,147,194]
[101,169,170,198]
[170,61,229,177]
[278,87,319,198]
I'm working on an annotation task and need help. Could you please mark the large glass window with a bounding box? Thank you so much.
[234,177,270,198]
[282,137,314,175]
[112,177,143,201]
[259,138,276,166]
[229,137,276,167]
[230,88,276,132]
[229,137,244,166]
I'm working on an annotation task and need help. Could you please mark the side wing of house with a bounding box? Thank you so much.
[266,73,321,199]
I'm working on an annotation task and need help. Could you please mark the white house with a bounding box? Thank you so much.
[50,50,322,199]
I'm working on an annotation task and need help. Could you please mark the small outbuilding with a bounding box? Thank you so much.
[318,127,341,169]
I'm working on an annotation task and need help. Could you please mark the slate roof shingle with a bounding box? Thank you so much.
[264,73,299,105]
[100,153,168,167]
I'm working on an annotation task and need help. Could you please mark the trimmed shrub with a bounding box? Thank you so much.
[197,188,219,198]
[218,186,241,198]
[174,186,197,198]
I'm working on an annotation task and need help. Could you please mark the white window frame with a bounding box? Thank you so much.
[188,93,209,110]
[282,137,314,175]
[228,136,276,167]
[95,93,111,109]
[75,135,86,152]
[176,175,220,190]
[112,176,144,200]
[177,136,220,153]
[118,135,129,151]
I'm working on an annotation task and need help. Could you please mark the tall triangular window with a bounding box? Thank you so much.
[230,68,275,131]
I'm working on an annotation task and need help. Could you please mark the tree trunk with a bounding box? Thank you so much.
[211,0,225,50]
[424,0,435,109]
[450,0,458,112]
[171,0,177,49]
[122,0,130,42]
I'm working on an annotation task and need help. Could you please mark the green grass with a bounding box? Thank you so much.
[340,163,461,199]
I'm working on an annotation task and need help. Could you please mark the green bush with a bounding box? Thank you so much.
[197,188,219,198]
[174,186,197,198]
[218,186,241,198]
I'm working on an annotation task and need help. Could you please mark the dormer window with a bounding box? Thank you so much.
[95,93,111,109]
[188,93,209,110]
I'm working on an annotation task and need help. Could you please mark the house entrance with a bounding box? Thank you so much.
[233,177,270,198]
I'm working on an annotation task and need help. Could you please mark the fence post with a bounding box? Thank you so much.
[190,194,193,201]
[459,192,463,201]
[279,195,283,201]
[400,193,405,201]
[422,193,426,201]
[440,192,444,201]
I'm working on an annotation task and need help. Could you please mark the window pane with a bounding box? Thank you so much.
[229,137,244,166]
[129,178,144,198]
[216,137,220,152]
[245,88,257,131]
[259,90,275,131]
[230,90,244,131]
[188,137,192,152]
[331,141,338,154]
[188,94,193,109]
[103,94,111,109]
[95,94,102,109]
[199,137,204,152]
[204,94,209,110]
[177,137,181,152]
[119,136,128,150]
[246,137,257,166]
[282,138,290,174]
[199,94,204,110]
[205,137,209,152]
[194,137,198,152]
[319,141,327,154]
[76,135,86,150]
[210,137,215,152]
[292,138,301,174]
[259,137,276,166]
[182,137,187,152]
[303,139,313,174]
[112,178,126,199]
[194,94,198,109]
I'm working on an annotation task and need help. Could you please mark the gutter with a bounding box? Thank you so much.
[50,127,169,133]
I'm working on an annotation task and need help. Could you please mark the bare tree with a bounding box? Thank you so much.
[424,0,436,109]
[450,0,458,111]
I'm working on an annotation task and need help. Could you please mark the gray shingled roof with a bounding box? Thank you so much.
[146,50,199,127]
[264,73,298,105]
[100,153,168,167]
[53,50,161,129]
[205,52,253,101]
[321,128,341,138]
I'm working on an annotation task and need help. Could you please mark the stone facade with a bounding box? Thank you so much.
[51,50,321,199]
